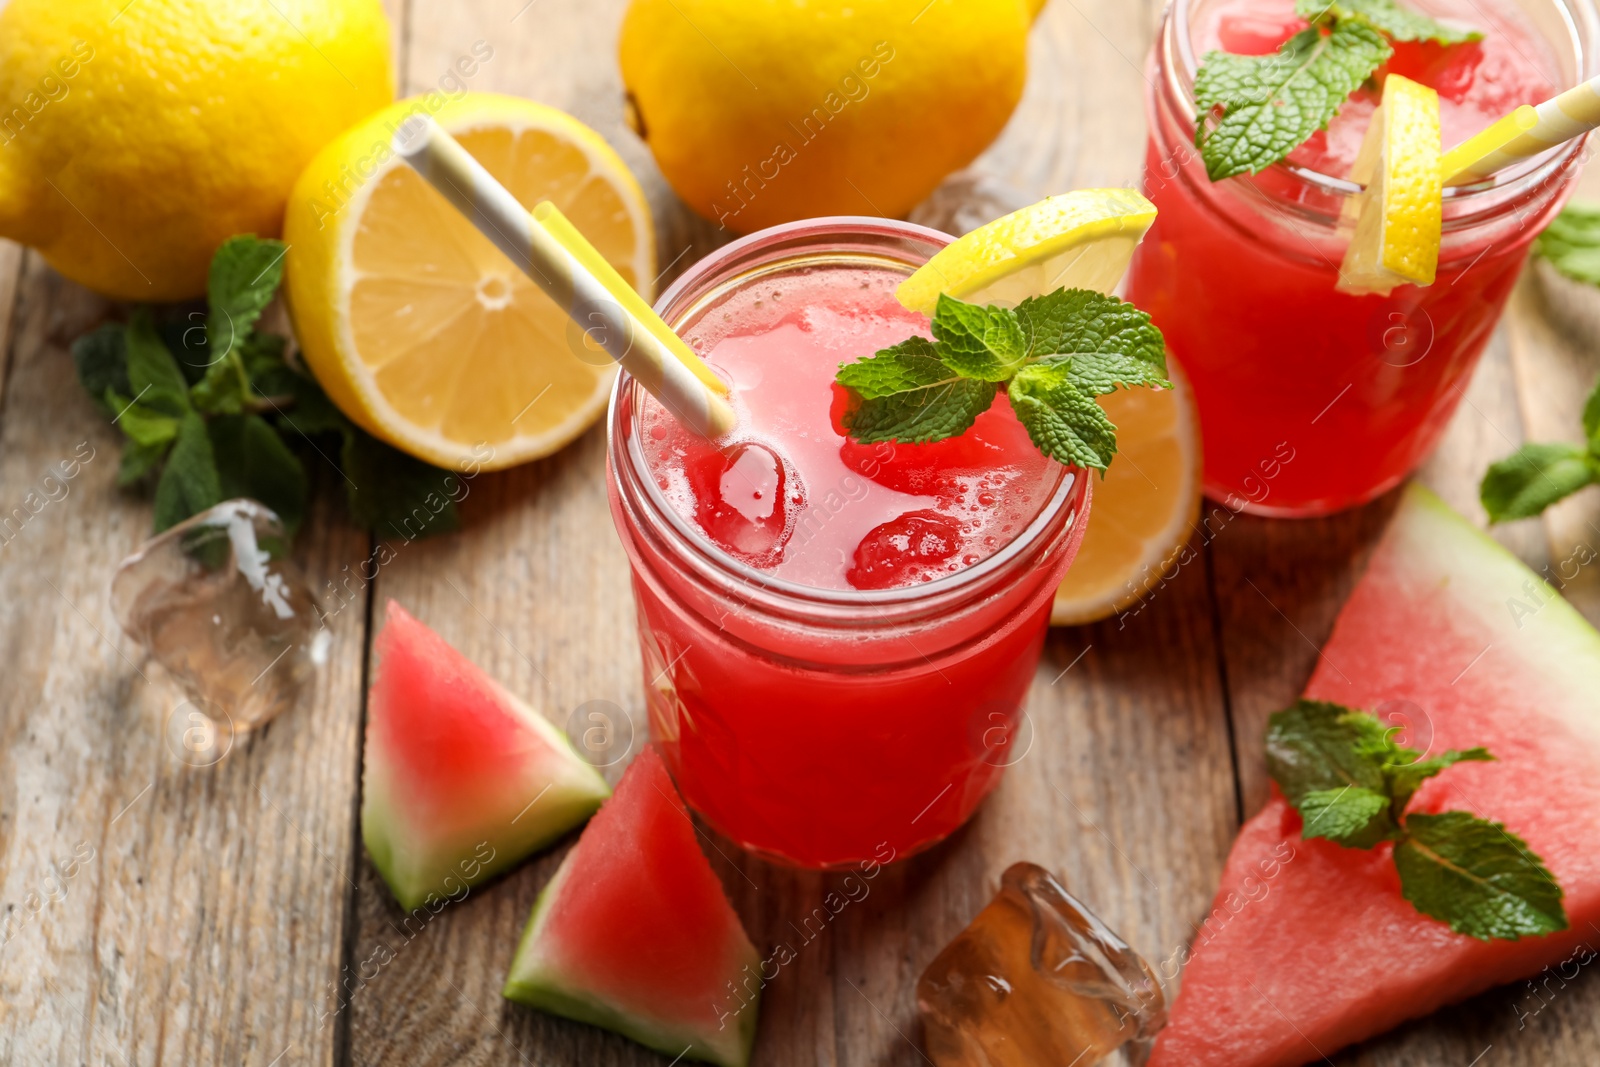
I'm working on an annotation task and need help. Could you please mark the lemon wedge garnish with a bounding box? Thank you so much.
[896,188,1158,314]
[896,189,1202,626]
[1337,74,1443,297]
[284,93,655,471]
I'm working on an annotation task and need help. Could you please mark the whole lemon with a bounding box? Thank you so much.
[619,0,1043,234]
[0,0,393,301]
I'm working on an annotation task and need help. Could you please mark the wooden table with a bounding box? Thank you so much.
[4,0,1599,1063]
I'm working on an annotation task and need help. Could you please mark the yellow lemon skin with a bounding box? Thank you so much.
[620,0,1036,234]
[0,0,393,301]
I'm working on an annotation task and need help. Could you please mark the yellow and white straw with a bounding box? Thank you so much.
[392,116,737,439]
[1443,77,1600,184]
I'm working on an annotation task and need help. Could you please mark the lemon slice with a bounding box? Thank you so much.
[896,188,1158,314]
[891,188,1200,626]
[284,93,654,471]
[1336,74,1442,297]
[1052,360,1202,626]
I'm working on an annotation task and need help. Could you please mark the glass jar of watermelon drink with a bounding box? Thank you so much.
[1128,0,1597,516]
[606,218,1088,869]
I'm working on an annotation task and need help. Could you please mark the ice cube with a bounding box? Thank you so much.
[917,862,1167,1067]
[111,499,328,745]
[684,441,801,567]
[909,170,1034,237]
[847,509,963,589]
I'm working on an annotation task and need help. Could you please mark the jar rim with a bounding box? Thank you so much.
[606,215,1084,617]
[1164,0,1600,208]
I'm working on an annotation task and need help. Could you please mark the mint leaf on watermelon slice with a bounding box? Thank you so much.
[504,746,760,1067]
[361,601,610,911]
[1395,812,1568,940]
[1264,699,1389,805]
[1297,786,1395,848]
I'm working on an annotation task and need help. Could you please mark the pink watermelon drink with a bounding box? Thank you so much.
[1128,0,1590,516]
[1151,486,1600,1067]
[606,218,1089,869]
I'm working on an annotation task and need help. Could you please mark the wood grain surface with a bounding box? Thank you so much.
[2,0,1599,1065]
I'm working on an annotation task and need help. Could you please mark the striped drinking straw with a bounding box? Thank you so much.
[1443,76,1600,184]
[392,116,737,440]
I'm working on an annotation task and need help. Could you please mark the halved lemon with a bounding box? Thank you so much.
[1052,361,1201,626]
[284,93,654,471]
[895,189,1202,626]
[897,188,1157,313]
[1336,74,1442,296]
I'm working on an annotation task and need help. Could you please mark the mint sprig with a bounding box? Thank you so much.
[1267,700,1564,941]
[1479,376,1600,522]
[1194,0,1479,181]
[834,288,1170,473]
[1535,201,1600,284]
[73,235,461,540]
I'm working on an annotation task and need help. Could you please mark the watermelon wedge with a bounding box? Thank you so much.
[361,600,611,911]
[1151,485,1600,1067]
[503,745,761,1067]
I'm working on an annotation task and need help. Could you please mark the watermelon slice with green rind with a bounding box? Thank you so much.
[504,745,761,1067]
[362,600,611,911]
[1151,485,1600,1067]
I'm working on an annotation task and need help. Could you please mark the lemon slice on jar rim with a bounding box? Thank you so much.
[895,190,1203,626]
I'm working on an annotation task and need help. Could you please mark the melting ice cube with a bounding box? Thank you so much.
[685,441,802,567]
[917,862,1166,1067]
[111,499,328,747]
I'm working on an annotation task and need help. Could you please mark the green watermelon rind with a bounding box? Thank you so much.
[502,852,761,1067]
[1400,485,1600,743]
[362,681,612,913]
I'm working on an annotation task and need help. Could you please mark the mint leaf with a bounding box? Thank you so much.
[1297,0,1480,44]
[1014,289,1169,395]
[1265,699,1389,805]
[836,337,957,398]
[1536,202,1600,284]
[1299,786,1397,847]
[127,310,192,418]
[1195,21,1390,181]
[111,397,181,450]
[342,432,460,539]
[845,379,999,445]
[209,414,309,535]
[931,295,1028,382]
[118,441,168,487]
[1389,748,1493,812]
[153,412,223,532]
[72,324,131,419]
[190,354,251,415]
[208,236,287,358]
[1007,361,1119,471]
[1481,442,1598,522]
[1583,379,1600,447]
[1395,812,1568,940]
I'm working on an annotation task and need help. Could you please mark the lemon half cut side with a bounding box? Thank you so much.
[284,93,655,472]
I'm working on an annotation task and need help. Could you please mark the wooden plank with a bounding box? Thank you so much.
[347,1,1239,1065]
[0,259,369,1065]
[0,241,24,410]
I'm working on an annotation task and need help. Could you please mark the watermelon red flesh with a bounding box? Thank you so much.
[1151,485,1600,1067]
[503,745,760,1067]
[362,600,611,911]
